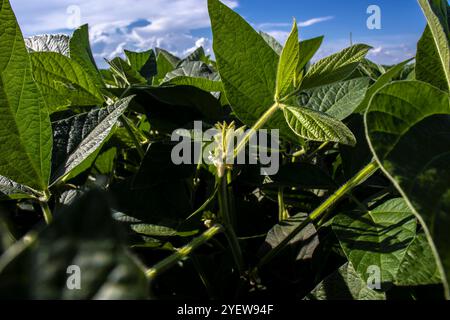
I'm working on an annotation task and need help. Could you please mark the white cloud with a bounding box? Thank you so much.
[298,16,334,27]
[11,0,239,66]
[257,16,334,30]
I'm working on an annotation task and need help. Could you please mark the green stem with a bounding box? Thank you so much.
[233,103,281,159]
[218,172,245,274]
[256,160,379,269]
[121,114,146,160]
[146,224,223,280]
[278,187,289,221]
[39,201,53,225]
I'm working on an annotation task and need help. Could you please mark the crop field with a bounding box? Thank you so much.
[0,0,449,303]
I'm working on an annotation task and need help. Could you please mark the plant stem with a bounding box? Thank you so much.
[277,187,289,221]
[218,172,245,274]
[40,201,53,225]
[256,160,379,269]
[146,224,223,280]
[121,114,146,160]
[233,103,281,159]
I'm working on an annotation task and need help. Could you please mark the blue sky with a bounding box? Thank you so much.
[11,0,429,67]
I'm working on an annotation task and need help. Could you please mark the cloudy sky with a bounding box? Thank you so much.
[11,0,427,67]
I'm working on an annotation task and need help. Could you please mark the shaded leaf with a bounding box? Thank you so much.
[0,190,149,299]
[124,49,157,83]
[333,198,417,287]
[306,263,386,300]
[365,80,450,297]
[395,232,442,286]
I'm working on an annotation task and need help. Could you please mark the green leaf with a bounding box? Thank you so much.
[416,26,449,91]
[365,80,450,298]
[25,34,70,56]
[155,48,180,68]
[51,96,134,184]
[0,190,149,299]
[297,36,324,76]
[282,104,356,145]
[299,77,370,120]
[276,20,299,100]
[417,0,450,90]
[333,198,417,287]
[182,46,206,64]
[163,61,222,92]
[94,147,117,175]
[301,44,372,90]
[208,0,294,139]
[306,263,386,300]
[0,176,35,200]
[124,49,157,83]
[154,51,176,85]
[0,0,53,192]
[30,52,105,112]
[108,57,147,85]
[70,24,103,86]
[354,58,413,114]
[260,31,283,55]
[395,232,442,286]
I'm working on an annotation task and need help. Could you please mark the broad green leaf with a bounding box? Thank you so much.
[163,61,222,92]
[30,52,105,112]
[182,46,207,64]
[365,80,450,298]
[0,190,149,299]
[25,34,70,56]
[154,51,176,85]
[51,96,134,184]
[70,24,103,86]
[416,26,449,91]
[333,198,417,287]
[297,36,324,76]
[301,44,372,90]
[108,57,147,85]
[263,212,319,261]
[0,0,53,192]
[282,104,356,145]
[306,263,386,300]
[299,77,370,120]
[124,49,157,83]
[260,31,283,55]
[354,58,413,114]
[155,48,180,68]
[417,0,450,90]
[208,0,295,139]
[395,232,442,286]
[94,147,117,175]
[276,20,299,100]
